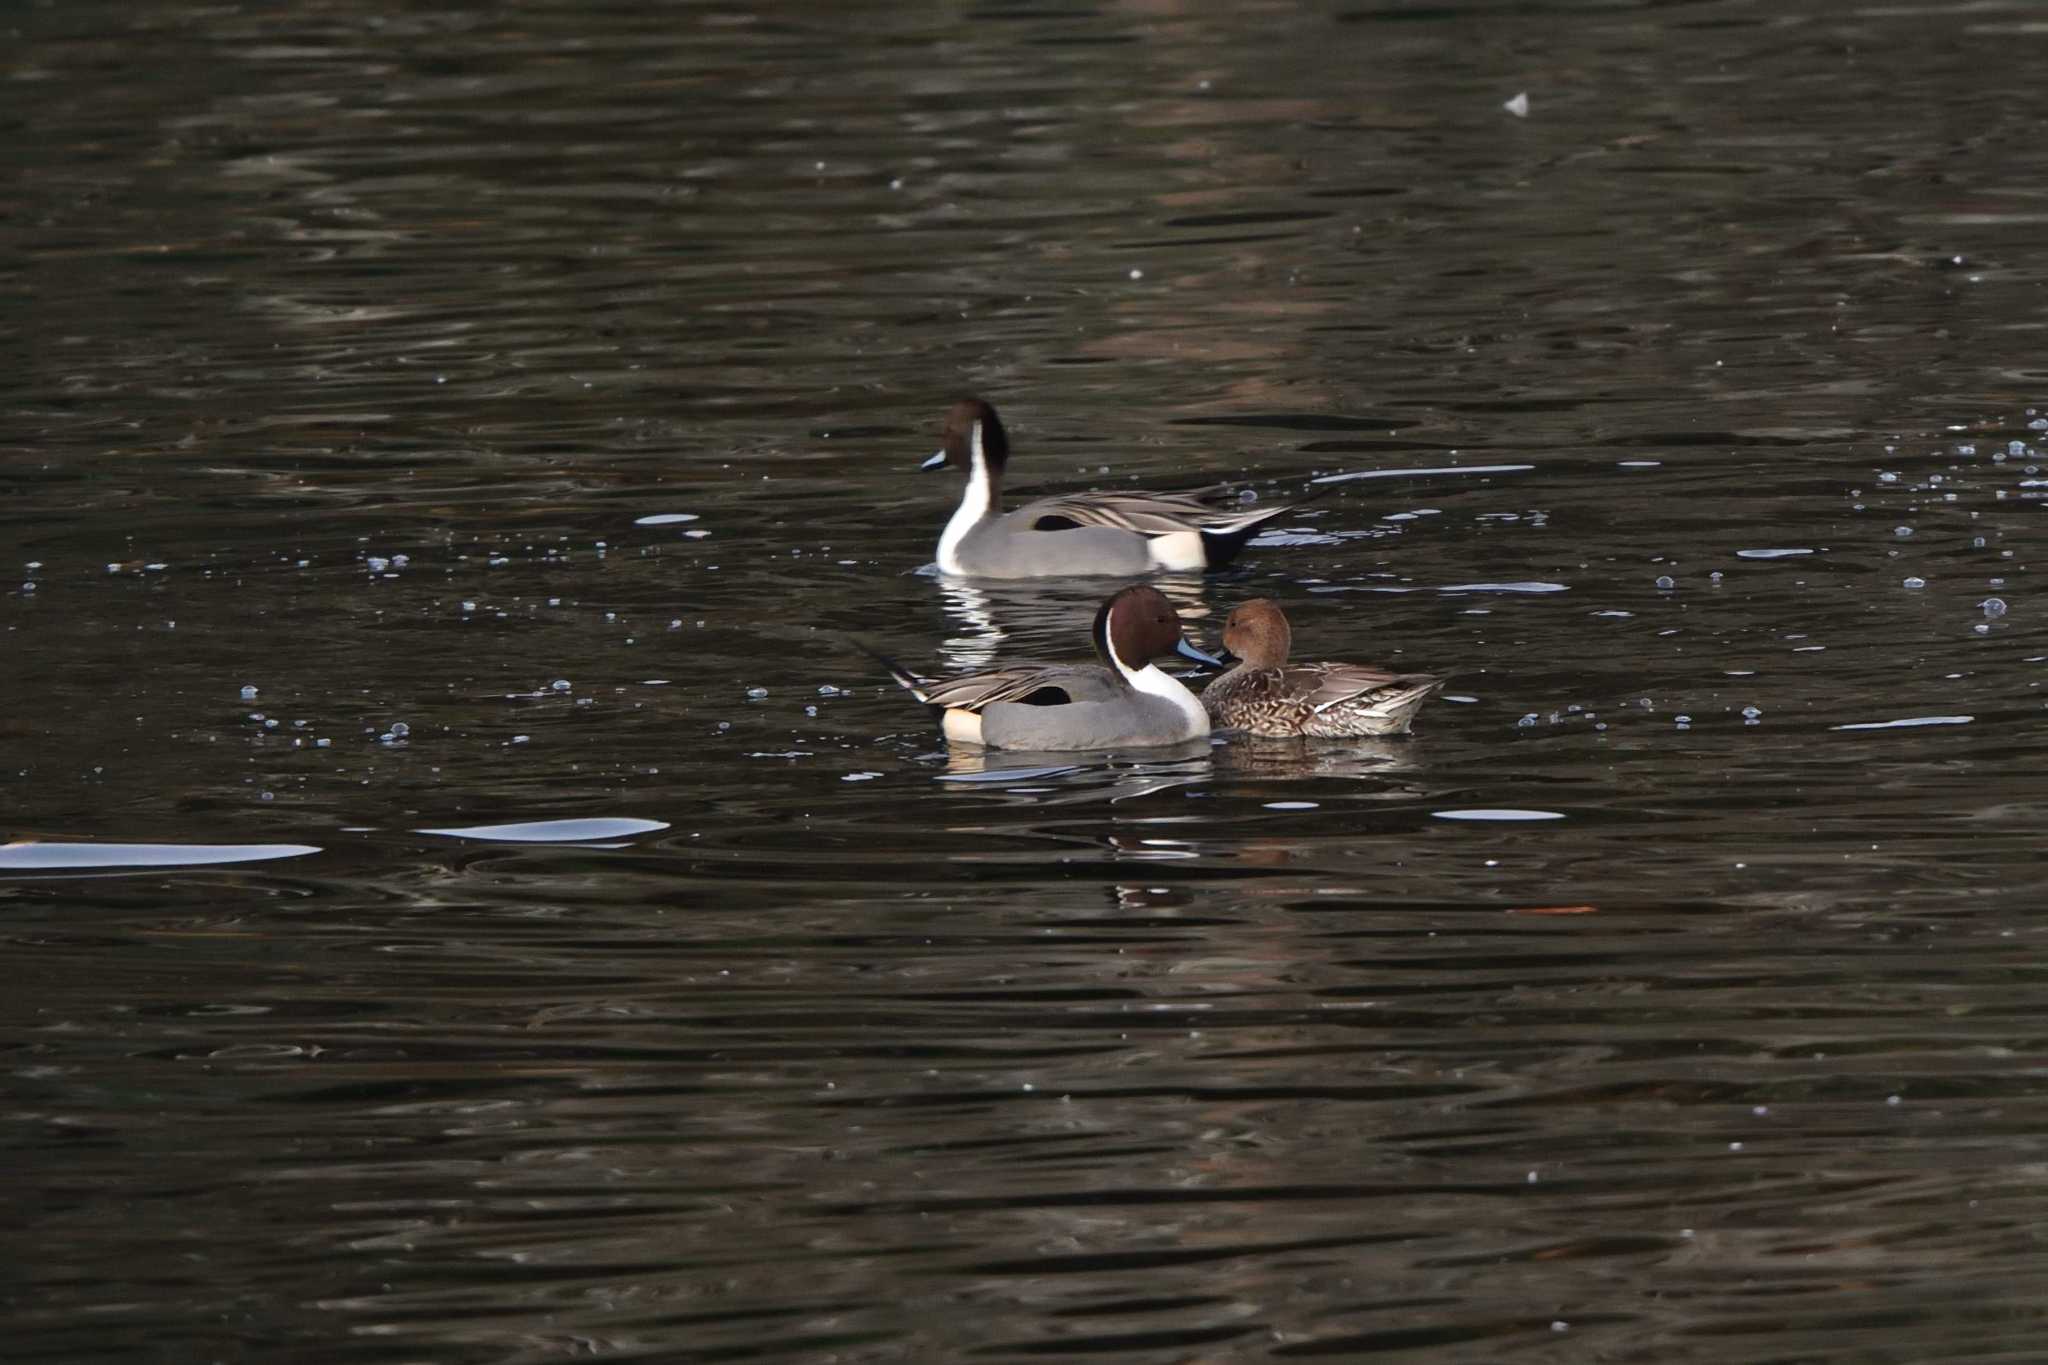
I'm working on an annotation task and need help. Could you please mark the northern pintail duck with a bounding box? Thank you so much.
[922,398,1321,578]
[869,585,1221,749]
[1201,598,1442,738]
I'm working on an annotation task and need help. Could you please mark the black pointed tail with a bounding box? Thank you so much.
[1200,480,1340,570]
[848,637,931,701]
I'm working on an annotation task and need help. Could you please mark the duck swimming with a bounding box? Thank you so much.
[1201,598,1442,738]
[867,585,1221,750]
[922,398,1321,578]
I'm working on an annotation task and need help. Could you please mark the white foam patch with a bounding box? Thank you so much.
[1311,463,1535,485]
[1830,716,1973,732]
[417,818,670,842]
[0,841,322,871]
[1441,581,1569,594]
[1432,808,1566,822]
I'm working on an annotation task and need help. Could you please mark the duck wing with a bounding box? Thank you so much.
[908,662,1120,713]
[1294,663,1444,716]
[1017,488,1298,537]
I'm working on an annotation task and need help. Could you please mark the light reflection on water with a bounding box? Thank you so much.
[8,0,2048,1361]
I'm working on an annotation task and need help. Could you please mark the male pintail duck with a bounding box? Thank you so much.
[1201,598,1442,738]
[922,397,1323,578]
[867,585,1222,749]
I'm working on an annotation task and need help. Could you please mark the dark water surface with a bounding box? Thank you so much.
[9,1,2048,1359]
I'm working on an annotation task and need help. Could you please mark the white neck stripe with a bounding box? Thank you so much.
[936,420,999,574]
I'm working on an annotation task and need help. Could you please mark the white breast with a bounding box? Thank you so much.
[1124,664,1210,738]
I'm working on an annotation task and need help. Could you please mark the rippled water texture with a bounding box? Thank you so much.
[10,2,2048,1360]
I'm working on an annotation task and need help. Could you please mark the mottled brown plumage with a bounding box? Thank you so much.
[1201,599,1442,738]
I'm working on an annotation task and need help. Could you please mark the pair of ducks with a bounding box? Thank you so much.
[878,398,1443,751]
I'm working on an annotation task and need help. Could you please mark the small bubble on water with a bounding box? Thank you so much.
[1128,267,1144,280]
[1973,622,1991,634]
[367,556,390,572]
[1903,576,1926,589]
[1893,526,1913,538]
[461,600,476,612]
[2010,440,2029,457]
[1877,471,1899,483]
[510,734,530,745]
[1959,443,1977,454]
[21,581,34,593]
[1516,713,1538,728]
[240,685,258,700]
[315,737,330,748]
[717,721,732,732]
[551,679,571,692]
[1655,575,1675,590]
[1675,714,1692,727]
[746,686,769,699]
[804,705,818,717]
[1982,597,2008,618]
[1741,705,1762,722]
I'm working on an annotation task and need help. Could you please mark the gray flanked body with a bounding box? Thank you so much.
[977,688,1206,750]
[923,397,1314,579]
[1201,598,1443,738]
[944,515,1157,578]
[869,584,1219,752]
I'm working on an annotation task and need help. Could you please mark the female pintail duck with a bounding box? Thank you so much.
[922,398,1323,578]
[867,585,1222,749]
[1201,598,1442,738]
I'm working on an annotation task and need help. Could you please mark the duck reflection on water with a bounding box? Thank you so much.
[933,573,1217,675]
